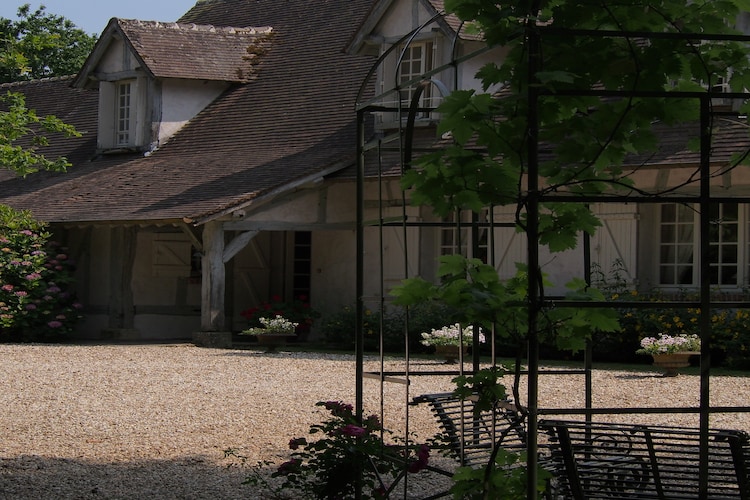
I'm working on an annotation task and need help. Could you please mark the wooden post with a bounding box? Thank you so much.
[201,220,225,332]
[103,226,138,340]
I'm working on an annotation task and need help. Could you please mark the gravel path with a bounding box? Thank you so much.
[0,343,748,499]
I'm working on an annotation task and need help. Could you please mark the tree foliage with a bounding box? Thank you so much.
[0,90,81,176]
[402,0,750,252]
[0,4,97,83]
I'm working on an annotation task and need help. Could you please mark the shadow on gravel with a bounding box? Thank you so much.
[0,454,255,499]
[613,373,661,380]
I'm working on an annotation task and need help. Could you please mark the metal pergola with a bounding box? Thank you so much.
[355,11,750,499]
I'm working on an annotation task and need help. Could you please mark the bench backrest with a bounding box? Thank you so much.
[413,392,527,468]
[540,419,750,500]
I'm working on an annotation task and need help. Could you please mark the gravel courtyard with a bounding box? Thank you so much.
[1,343,749,499]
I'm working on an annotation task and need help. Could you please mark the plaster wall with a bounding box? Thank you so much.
[158,79,228,145]
[97,38,136,73]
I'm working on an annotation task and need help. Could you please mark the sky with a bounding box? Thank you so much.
[0,0,199,35]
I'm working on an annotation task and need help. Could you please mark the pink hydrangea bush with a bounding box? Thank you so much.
[0,205,81,341]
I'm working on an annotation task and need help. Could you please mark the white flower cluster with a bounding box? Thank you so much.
[241,315,298,336]
[420,323,486,347]
[638,333,701,354]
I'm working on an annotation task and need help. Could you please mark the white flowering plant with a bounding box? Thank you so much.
[420,323,486,347]
[241,315,298,336]
[636,333,701,355]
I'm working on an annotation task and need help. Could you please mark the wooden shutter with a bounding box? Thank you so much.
[589,203,638,284]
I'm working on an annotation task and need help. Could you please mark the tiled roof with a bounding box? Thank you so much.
[426,0,482,41]
[0,0,376,225]
[114,19,274,83]
[333,117,750,182]
[0,77,99,170]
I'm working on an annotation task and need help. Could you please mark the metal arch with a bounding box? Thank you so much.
[356,9,750,500]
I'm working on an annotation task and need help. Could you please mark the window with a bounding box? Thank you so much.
[292,231,312,299]
[116,81,133,146]
[398,41,433,109]
[659,203,744,287]
[440,209,489,263]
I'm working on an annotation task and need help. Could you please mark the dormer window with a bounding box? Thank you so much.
[375,37,443,129]
[398,41,434,109]
[97,77,148,151]
[116,80,133,146]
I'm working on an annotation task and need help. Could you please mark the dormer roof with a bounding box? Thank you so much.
[347,0,478,55]
[73,18,274,88]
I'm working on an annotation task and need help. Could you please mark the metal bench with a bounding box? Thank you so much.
[412,392,528,468]
[539,419,750,499]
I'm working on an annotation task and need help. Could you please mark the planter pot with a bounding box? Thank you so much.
[651,352,700,377]
[434,345,468,364]
[255,333,296,352]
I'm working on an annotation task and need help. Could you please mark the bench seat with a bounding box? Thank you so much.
[539,419,750,499]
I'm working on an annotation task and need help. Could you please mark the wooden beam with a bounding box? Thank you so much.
[179,222,203,252]
[223,230,258,263]
[201,221,225,331]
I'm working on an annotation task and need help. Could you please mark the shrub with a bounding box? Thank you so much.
[319,304,382,350]
[241,401,429,499]
[320,302,457,353]
[591,260,750,367]
[0,205,81,341]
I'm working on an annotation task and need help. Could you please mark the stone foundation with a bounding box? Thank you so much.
[192,331,232,349]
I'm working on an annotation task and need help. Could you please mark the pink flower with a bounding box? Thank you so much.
[407,444,430,473]
[276,458,302,475]
[339,424,366,437]
[2,284,13,291]
[47,321,63,328]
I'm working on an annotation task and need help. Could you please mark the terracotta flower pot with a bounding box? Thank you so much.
[651,351,700,377]
[434,345,468,364]
[255,333,296,352]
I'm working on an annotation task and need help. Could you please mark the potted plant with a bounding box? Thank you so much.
[636,333,701,376]
[420,323,486,363]
[241,315,298,351]
[240,295,320,341]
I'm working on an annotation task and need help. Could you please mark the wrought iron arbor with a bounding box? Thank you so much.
[355,10,750,499]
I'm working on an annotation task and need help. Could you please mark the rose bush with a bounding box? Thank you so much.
[241,400,429,499]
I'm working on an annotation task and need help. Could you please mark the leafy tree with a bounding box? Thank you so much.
[0,90,81,176]
[0,4,97,83]
[403,0,750,252]
[391,2,750,497]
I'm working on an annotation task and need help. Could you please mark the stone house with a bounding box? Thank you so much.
[1,0,750,344]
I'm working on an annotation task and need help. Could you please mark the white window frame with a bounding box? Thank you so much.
[116,80,134,146]
[440,209,490,263]
[658,202,746,288]
[397,41,434,110]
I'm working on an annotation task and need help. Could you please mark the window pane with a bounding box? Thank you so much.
[722,245,738,262]
[677,266,693,284]
[660,225,675,242]
[721,266,738,285]
[661,204,675,222]
[660,266,674,284]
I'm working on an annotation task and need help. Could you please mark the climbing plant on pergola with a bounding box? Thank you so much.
[356,1,750,498]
